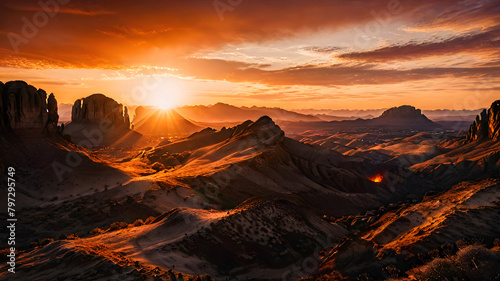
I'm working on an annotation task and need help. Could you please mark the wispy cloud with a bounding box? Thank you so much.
[338,27,500,62]
[302,46,343,54]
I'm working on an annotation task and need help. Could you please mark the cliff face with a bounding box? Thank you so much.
[71,94,129,128]
[0,81,59,136]
[466,100,500,142]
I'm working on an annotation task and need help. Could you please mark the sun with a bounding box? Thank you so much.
[156,98,177,110]
[147,79,184,110]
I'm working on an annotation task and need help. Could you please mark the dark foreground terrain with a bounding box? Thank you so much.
[1,82,499,280]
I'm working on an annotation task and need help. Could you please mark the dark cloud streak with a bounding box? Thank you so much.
[181,63,500,86]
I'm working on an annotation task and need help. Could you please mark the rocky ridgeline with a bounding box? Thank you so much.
[466,100,500,142]
[0,81,59,136]
[71,94,130,128]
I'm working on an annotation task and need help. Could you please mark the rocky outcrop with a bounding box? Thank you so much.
[490,101,500,140]
[66,94,142,148]
[466,109,489,142]
[379,105,426,119]
[370,105,437,129]
[71,94,129,128]
[466,100,500,142]
[124,106,131,129]
[0,80,59,136]
[47,93,58,125]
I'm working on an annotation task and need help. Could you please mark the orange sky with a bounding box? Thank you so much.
[1,0,499,110]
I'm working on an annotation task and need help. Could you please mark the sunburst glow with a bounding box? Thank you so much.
[148,79,184,110]
[156,98,177,110]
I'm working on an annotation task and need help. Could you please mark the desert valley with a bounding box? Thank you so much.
[0,80,499,280]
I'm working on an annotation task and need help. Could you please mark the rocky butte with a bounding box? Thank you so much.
[378,105,431,121]
[370,105,438,129]
[466,100,500,142]
[0,81,59,136]
[71,93,130,128]
[65,94,143,148]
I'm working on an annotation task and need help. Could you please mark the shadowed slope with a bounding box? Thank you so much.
[137,116,432,217]
[2,198,347,279]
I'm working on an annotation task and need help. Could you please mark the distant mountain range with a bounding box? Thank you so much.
[295,108,485,122]
[280,105,442,134]
[175,102,322,123]
[57,101,486,124]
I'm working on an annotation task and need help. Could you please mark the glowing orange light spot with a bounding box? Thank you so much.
[369,174,383,183]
